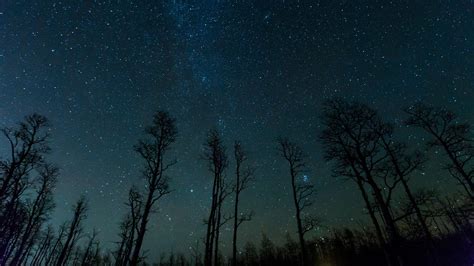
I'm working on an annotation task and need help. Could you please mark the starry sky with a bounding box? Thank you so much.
[1,0,474,260]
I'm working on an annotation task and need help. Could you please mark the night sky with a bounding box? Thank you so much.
[1,0,474,260]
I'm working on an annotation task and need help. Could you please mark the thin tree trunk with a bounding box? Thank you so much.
[11,201,45,264]
[204,175,218,266]
[46,228,65,265]
[130,187,154,266]
[356,178,394,266]
[213,191,223,266]
[380,139,437,263]
[56,199,86,266]
[123,225,135,265]
[290,167,308,266]
[440,140,474,197]
[367,176,403,266]
[56,228,74,266]
[231,179,240,266]
[31,234,51,266]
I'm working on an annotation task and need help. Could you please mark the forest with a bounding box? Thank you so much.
[0,98,472,266]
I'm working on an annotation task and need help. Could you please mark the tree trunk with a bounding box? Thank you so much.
[204,175,218,266]
[290,167,308,266]
[355,178,394,266]
[11,196,45,264]
[231,182,240,266]
[56,229,74,266]
[366,176,403,266]
[213,199,222,266]
[439,140,474,198]
[130,188,154,266]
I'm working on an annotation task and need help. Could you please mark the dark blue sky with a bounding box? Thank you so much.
[1,0,473,260]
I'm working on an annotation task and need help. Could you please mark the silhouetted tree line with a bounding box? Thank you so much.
[0,99,472,265]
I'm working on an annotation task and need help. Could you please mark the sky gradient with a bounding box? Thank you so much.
[1,0,473,261]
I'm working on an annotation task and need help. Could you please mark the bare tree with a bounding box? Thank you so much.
[45,223,67,265]
[0,114,51,262]
[31,225,55,265]
[0,114,50,200]
[130,111,178,265]
[56,196,88,266]
[231,141,254,266]
[405,103,474,200]
[374,122,436,252]
[10,163,58,265]
[277,138,316,266]
[393,188,438,237]
[319,99,402,266]
[435,195,473,241]
[90,240,102,265]
[115,186,143,266]
[203,129,228,266]
[213,175,232,266]
[80,228,99,265]
[114,215,132,266]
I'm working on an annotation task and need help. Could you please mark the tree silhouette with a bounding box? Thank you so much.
[231,141,254,266]
[277,137,316,266]
[0,114,52,264]
[56,196,88,266]
[374,122,437,258]
[10,163,58,265]
[0,114,50,200]
[115,186,143,265]
[320,99,403,266]
[202,129,229,266]
[405,103,474,200]
[45,223,67,265]
[81,228,99,265]
[0,106,473,265]
[130,111,178,265]
[31,225,54,265]
[435,194,473,241]
[213,168,232,266]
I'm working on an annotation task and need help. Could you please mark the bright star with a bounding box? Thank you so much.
[303,175,309,182]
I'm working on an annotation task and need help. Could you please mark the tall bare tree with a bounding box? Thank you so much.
[0,114,51,263]
[374,123,436,253]
[45,223,67,265]
[10,163,58,265]
[115,186,143,266]
[130,111,177,265]
[277,138,316,266]
[0,114,50,201]
[213,173,232,266]
[203,129,228,266]
[319,99,402,266]
[231,141,254,266]
[31,225,55,265]
[81,229,99,265]
[56,196,88,266]
[405,103,474,200]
